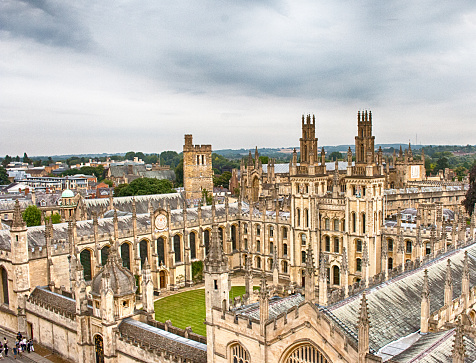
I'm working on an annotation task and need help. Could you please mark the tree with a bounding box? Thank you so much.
[2,155,12,168]
[329,151,343,161]
[435,157,449,172]
[102,179,114,187]
[202,189,213,205]
[214,171,232,187]
[22,205,42,227]
[0,167,9,185]
[23,152,32,164]
[463,163,476,216]
[46,213,61,224]
[175,160,184,186]
[114,178,176,197]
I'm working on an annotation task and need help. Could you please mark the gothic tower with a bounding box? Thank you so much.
[300,114,318,165]
[183,134,213,200]
[355,110,375,174]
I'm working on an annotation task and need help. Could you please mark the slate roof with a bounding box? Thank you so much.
[390,329,476,363]
[0,230,11,251]
[119,319,207,362]
[28,286,76,316]
[328,244,476,355]
[234,294,304,320]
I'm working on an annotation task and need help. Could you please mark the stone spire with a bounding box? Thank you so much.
[304,243,316,303]
[421,269,430,334]
[259,271,269,336]
[445,259,453,307]
[203,223,228,274]
[452,318,466,363]
[12,199,26,230]
[358,291,370,363]
[318,253,327,306]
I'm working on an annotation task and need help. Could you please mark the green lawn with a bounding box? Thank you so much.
[154,286,257,336]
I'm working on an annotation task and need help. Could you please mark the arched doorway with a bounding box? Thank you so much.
[0,267,9,305]
[159,270,167,289]
[94,334,104,363]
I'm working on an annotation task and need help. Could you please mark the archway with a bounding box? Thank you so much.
[94,334,104,363]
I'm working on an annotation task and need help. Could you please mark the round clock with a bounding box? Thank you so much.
[155,214,167,230]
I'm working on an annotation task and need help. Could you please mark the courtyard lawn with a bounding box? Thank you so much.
[154,286,257,337]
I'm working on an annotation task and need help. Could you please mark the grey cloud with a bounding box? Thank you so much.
[0,0,92,49]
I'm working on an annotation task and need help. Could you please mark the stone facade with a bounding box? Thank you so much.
[183,134,213,201]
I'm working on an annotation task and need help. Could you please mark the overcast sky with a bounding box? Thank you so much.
[1,1,475,156]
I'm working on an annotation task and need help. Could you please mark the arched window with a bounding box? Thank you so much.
[204,229,210,256]
[284,343,330,363]
[80,249,92,281]
[333,265,340,285]
[256,257,261,269]
[230,343,250,363]
[325,218,330,230]
[283,243,288,256]
[301,234,307,245]
[334,237,340,253]
[94,334,104,363]
[356,239,362,252]
[352,212,356,233]
[361,213,366,233]
[388,257,393,270]
[157,237,165,265]
[101,245,110,266]
[231,225,237,251]
[174,235,181,263]
[219,227,224,246]
[282,227,288,239]
[121,243,131,270]
[269,225,274,237]
[334,219,340,231]
[190,232,196,260]
[282,261,288,273]
[325,236,331,252]
[304,209,309,227]
[387,239,394,252]
[406,241,412,254]
[256,225,261,236]
[356,258,362,272]
[1,267,9,305]
[296,208,301,226]
[140,240,148,267]
[301,251,306,264]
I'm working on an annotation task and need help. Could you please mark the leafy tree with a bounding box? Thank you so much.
[125,151,136,161]
[33,160,42,167]
[463,163,476,216]
[23,152,32,164]
[435,157,449,172]
[202,189,213,205]
[192,261,203,281]
[175,160,184,186]
[61,165,105,181]
[0,167,9,185]
[46,213,61,224]
[14,155,20,162]
[2,155,12,167]
[259,156,269,164]
[214,171,232,187]
[22,205,42,227]
[102,179,114,187]
[114,178,176,197]
[329,151,343,161]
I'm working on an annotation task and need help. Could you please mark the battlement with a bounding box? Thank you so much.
[357,110,372,124]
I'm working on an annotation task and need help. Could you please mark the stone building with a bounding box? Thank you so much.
[183,134,213,201]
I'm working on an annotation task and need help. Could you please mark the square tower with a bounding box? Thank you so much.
[183,134,213,200]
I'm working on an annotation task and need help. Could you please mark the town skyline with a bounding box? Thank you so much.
[1,1,475,155]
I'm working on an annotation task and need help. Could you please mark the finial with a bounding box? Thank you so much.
[358,291,370,326]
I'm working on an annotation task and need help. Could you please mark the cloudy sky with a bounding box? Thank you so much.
[1,1,475,156]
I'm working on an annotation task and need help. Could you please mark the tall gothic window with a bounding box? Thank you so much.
[388,239,394,252]
[1,267,9,305]
[356,258,362,272]
[356,239,363,252]
[174,235,181,263]
[406,241,412,254]
[101,245,110,266]
[333,265,340,285]
[157,237,165,265]
[121,243,131,270]
[325,236,331,252]
[284,343,329,363]
[204,229,210,256]
[80,249,92,281]
[140,239,148,267]
[334,237,340,253]
[190,232,196,260]
[230,343,250,363]
[231,225,237,251]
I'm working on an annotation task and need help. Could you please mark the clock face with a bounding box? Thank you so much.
[155,214,167,230]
